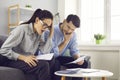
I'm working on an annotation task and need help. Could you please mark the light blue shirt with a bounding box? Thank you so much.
[46,24,80,57]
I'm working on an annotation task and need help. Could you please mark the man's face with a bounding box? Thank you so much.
[62,20,76,35]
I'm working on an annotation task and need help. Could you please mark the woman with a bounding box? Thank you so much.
[0,9,54,80]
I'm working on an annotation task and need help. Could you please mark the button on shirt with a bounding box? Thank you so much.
[45,24,80,57]
[0,23,52,60]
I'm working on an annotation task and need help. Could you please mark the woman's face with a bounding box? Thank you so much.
[34,18,53,35]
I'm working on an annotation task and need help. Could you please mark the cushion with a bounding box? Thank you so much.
[0,35,36,80]
[0,67,25,80]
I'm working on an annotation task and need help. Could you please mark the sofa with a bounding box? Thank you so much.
[0,35,91,80]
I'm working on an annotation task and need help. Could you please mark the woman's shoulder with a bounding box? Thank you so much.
[19,24,29,29]
[18,24,30,32]
[11,24,29,34]
[15,24,28,29]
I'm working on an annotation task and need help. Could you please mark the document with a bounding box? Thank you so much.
[67,56,86,64]
[36,53,54,60]
[80,69,100,73]
[66,68,100,73]
[56,69,79,74]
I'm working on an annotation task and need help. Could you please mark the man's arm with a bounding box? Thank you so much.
[58,40,68,53]
[73,54,84,65]
[39,27,54,54]
[73,53,80,59]
[58,32,73,53]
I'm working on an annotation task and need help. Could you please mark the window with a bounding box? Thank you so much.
[79,0,104,44]
[65,0,77,18]
[63,0,120,44]
[111,0,120,40]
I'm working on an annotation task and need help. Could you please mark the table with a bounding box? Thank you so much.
[55,68,113,80]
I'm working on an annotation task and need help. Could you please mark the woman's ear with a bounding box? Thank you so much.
[35,17,39,23]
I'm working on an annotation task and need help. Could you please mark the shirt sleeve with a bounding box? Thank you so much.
[0,26,24,60]
[42,30,60,57]
[50,40,60,57]
[39,31,53,54]
[69,33,80,57]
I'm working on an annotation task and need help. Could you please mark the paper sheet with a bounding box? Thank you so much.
[66,68,99,73]
[80,69,100,73]
[36,53,54,60]
[56,69,80,74]
[67,56,86,64]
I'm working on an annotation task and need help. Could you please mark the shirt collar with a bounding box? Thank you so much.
[27,23,35,35]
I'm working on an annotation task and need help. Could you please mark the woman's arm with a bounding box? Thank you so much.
[39,25,54,54]
[0,26,24,60]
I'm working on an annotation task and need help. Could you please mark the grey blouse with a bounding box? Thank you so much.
[0,23,52,60]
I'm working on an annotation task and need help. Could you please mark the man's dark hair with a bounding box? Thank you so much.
[66,14,80,28]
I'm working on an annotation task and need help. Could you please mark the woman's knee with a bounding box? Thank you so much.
[37,60,49,68]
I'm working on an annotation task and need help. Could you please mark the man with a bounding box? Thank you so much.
[46,14,88,80]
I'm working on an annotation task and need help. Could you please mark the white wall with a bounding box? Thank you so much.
[0,0,57,35]
[58,0,78,22]
[81,51,119,80]
[79,45,120,80]
[57,0,65,22]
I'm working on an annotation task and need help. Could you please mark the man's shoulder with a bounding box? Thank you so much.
[54,24,59,30]
[72,32,77,37]
[53,24,60,33]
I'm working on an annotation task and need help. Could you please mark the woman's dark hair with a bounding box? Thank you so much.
[66,14,80,28]
[21,9,53,24]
